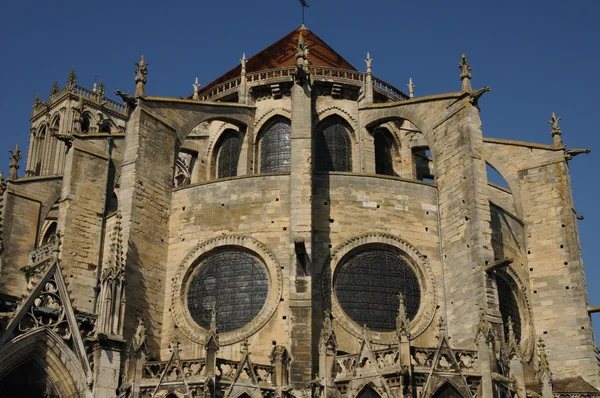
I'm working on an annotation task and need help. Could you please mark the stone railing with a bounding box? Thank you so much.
[216,358,274,384]
[32,84,127,119]
[311,66,364,83]
[247,67,296,84]
[334,346,479,380]
[199,77,242,101]
[72,85,127,113]
[28,237,59,267]
[142,358,206,383]
[373,76,409,101]
[197,65,406,103]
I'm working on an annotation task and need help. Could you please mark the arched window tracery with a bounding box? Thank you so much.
[216,129,243,179]
[497,276,522,342]
[315,117,352,172]
[259,118,291,173]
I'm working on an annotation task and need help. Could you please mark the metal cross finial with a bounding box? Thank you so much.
[299,0,309,27]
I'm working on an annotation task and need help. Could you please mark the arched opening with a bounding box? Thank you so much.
[216,129,243,179]
[356,385,382,398]
[373,127,396,176]
[40,222,57,246]
[315,116,352,172]
[412,146,434,182]
[100,123,112,133]
[486,163,510,190]
[52,116,60,134]
[0,360,60,397]
[432,382,464,398]
[497,276,522,342]
[81,114,91,133]
[258,117,291,174]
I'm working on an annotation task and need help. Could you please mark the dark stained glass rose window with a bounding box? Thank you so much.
[187,248,268,333]
[260,118,291,173]
[315,118,352,172]
[217,129,242,179]
[334,245,421,332]
[497,277,522,342]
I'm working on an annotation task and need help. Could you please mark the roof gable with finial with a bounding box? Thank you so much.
[197,27,356,96]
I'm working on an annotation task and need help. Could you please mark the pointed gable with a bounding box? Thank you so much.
[198,26,357,96]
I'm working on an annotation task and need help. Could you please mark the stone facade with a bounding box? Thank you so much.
[0,26,597,398]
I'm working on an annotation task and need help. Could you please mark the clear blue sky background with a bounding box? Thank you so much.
[1,1,599,340]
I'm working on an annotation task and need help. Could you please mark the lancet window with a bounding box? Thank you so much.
[315,117,352,172]
[497,276,522,342]
[259,118,291,173]
[216,129,243,179]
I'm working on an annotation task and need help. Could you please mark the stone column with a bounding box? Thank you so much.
[289,79,313,391]
[92,339,126,398]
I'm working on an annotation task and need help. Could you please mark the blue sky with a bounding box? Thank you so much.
[1,1,600,340]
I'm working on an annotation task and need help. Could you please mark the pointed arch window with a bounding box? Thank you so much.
[357,386,382,398]
[0,360,60,397]
[373,127,395,176]
[497,276,522,342]
[259,118,291,173]
[217,129,243,179]
[432,382,465,398]
[81,114,91,133]
[315,117,352,172]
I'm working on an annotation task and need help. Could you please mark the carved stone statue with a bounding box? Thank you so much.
[132,317,146,352]
[7,145,21,181]
[134,55,149,98]
[458,54,472,92]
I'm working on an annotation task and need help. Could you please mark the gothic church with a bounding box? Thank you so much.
[0,24,598,398]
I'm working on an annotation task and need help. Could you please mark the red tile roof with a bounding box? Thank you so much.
[198,26,357,96]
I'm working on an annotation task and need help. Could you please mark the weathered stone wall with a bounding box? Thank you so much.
[0,176,62,296]
[119,107,175,353]
[313,173,441,353]
[484,139,599,387]
[164,174,291,361]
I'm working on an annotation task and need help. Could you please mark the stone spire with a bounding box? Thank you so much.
[241,52,247,75]
[365,52,373,75]
[97,80,105,99]
[67,67,77,87]
[536,338,552,381]
[96,212,126,336]
[364,52,374,103]
[8,144,21,181]
[396,293,411,338]
[32,93,41,111]
[319,310,336,354]
[458,54,472,92]
[505,317,520,359]
[548,112,563,147]
[50,80,59,96]
[536,338,553,398]
[192,77,201,100]
[407,77,415,99]
[134,55,149,98]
